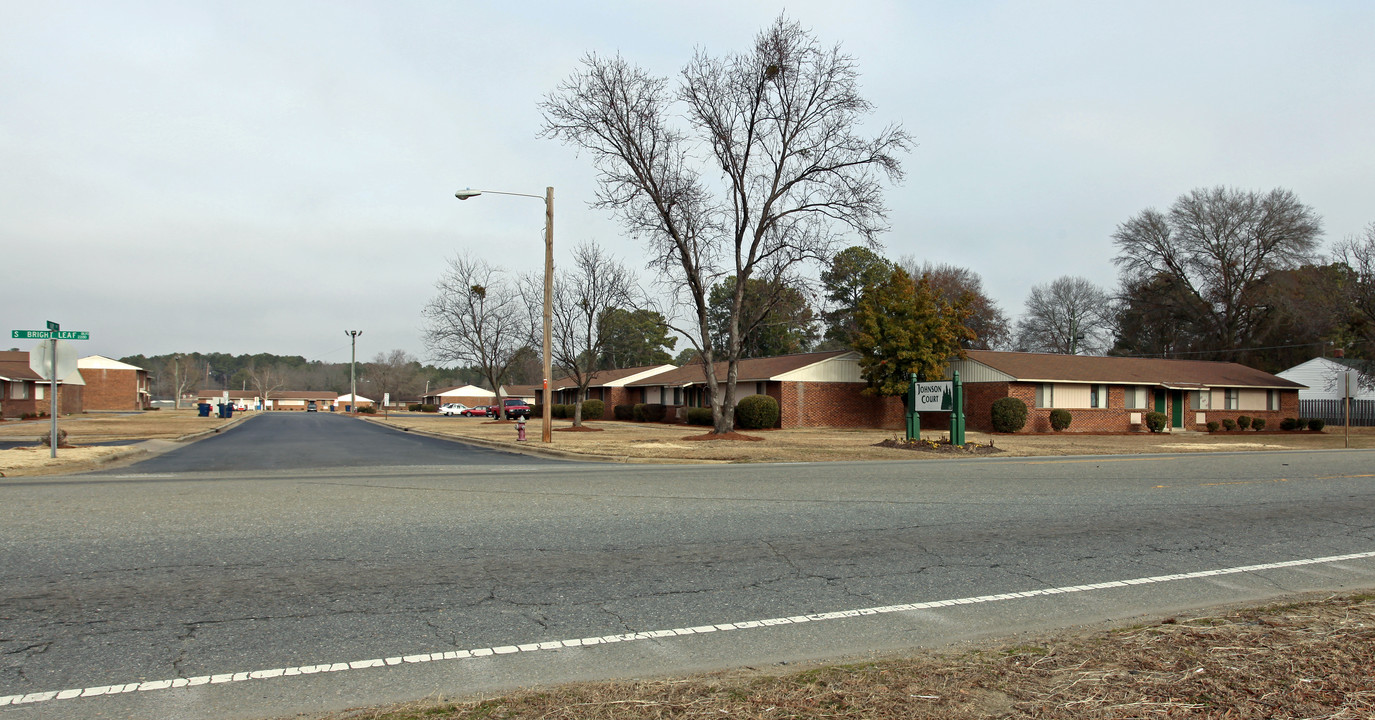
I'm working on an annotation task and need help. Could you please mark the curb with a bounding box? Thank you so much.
[357,417,724,465]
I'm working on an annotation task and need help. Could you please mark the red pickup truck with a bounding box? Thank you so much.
[486,398,532,418]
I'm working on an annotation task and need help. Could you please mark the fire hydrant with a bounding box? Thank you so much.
[516,415,527,441]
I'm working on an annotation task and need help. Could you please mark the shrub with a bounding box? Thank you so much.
[1280,417,1298,431]
[1206,421,1220,432]
[1048,409,1072,432]
[1295,417,1311,430]
[734,394,780,430]
[1221,418,1236,431]
[634,403,667,422]
[1144,411,1168,433]
[686,407,713,426]
[38,429,68,447]
[1236,415,1251,430]
[990,397,1028,433]
[529,404,542,419]
[417,404,437,413]
[613,404,634,421]
[1251,417,1266,431]
[358,405,376,414]
[581,399,605,420]
[408,403,422,412]
[1308,418,1325,431]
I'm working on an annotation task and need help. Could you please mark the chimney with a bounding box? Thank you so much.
[1334,348,1346,358]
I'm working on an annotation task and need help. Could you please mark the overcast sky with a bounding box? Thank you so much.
[4,1,1371,366]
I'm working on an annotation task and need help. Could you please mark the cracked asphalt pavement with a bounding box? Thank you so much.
[2,413,1374,718]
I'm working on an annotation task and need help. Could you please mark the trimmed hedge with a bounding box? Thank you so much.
[613,404,634,421]
[990,397,1027,433]
[1280,417,1298,431]
[581,399,605,420]
[1308,418,1325,431]
[1144,411,1168,433]
[1236,415,1251,430]
[1222,418,1237,431]
[1251,417,1266,431]
[1048,409,1072,432]
[734,394,780,430]
[1207,421,1221,432]
[633,403,667,422]
[686,407,713,426]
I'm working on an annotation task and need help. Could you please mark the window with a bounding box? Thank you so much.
[10,382,28,400]
[1225,388,1239,410]
[1124,386,1146,409]
[36,384,45,400]
[673,387,682,405]
[1089,384,1109,409]
[1035,383,1053,408]
[1188,390,1211,411]
[1268,390,1280,411]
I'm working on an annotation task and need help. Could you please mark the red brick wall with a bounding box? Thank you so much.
[782,382,904,429]
[82,368,142,411]
[961,383,1302,434]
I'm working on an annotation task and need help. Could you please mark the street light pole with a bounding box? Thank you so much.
[346,330,362,414]
[455,187,555,443]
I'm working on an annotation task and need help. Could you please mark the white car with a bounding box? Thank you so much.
[438,403,469,416]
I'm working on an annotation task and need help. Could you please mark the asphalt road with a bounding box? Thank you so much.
[2,415,1373,718]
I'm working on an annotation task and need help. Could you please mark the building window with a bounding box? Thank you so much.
[36,384,45,400]
[10,382,28,400]
[1225,388,1239,410]
[1035,383,1053,408]
[1090,384,1109,409]
[673,387,682,405]
[1268,390,1280,411]
[1124,386,1145,409]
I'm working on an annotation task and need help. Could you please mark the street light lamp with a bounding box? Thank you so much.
[455,186,554,443]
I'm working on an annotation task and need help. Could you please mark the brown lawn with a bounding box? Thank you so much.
[0,409,244,475]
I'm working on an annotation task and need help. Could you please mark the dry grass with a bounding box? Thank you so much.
[307,593,1375,720]
[0,409,242,475]
[369,414,1375,463]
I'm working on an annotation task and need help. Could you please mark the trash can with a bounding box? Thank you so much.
[224,405,234,418]
[198,403,211,417]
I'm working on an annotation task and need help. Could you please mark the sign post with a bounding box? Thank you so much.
[12,323,90,457]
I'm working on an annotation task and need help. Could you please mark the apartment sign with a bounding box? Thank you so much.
[912,381,953,412]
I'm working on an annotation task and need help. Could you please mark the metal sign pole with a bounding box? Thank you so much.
[49,335,58,458]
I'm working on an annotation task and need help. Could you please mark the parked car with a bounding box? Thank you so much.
[459,406,488,417]
[307,401,317,412]
[439,403,469,416]
[486,399,532,418]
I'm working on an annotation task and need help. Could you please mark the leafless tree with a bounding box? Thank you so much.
[1014,276,1116,355]
[1333,222,1375,390]
[524,241,636,426]
[247,362,287,408]
[541,15,910,433]
[422,253,531,420]
[364,349,422,405]
[162,353,201,409]
[1112,186,1322,360]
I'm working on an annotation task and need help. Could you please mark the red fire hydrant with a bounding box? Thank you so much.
[516,415,527,441]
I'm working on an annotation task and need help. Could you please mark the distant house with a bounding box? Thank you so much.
[626,351,900,428]
[1276,355,1374,401]
[336,393,374,411]
[949,351,1305,433]
[0,350,84,418]
[193,389,339,411]
[423,384,495,407]
[550,365,676,418]
[78,355,151,411]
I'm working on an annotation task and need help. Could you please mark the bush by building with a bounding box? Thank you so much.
[686,407,713,426]
[990,397,1027,433]
[734,394,780,430]
[1048,409,1072,432]
[1144,412,1168,433]
[581,399,605,420]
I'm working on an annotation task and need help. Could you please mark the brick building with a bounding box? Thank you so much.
[949,351,1304,433]
[550,365,676,418]
[626,351,904,429]
[0,350,84,418]
[423,384,495,408]
[77,355,151,411]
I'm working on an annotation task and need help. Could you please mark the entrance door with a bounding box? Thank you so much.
[1171,390,1184,428]
[1154,390,1166,414]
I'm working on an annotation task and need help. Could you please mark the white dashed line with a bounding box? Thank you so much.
[3,549,1373,708]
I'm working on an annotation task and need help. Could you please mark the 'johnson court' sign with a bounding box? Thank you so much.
[912,381,953,412]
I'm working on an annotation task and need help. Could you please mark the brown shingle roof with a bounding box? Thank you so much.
[962,350,1305,389]
[628,351,852,387]
[0,351,44,382]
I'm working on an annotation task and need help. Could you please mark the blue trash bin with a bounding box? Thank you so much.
[198,403,211,417]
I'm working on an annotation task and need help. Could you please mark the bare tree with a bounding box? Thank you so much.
[524,241,636,427]
[247,362,287,408]
[422,254,531,420]
[162,353,201,409]
[542,15,910,433]
[1112,186,1322,360]
[1333,222,1375,390]
[364,349,422,405]
[1014,276,1116,355]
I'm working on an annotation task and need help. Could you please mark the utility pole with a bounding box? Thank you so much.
[346,330,362,414]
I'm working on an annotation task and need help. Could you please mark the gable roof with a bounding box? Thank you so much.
[78,355,145,371]
[0,351,44,382]
[958,350,1305,390]
[434,384,495,397]
[551,364,678,390]
[627,351,853,387]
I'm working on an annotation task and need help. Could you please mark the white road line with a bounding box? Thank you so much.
[4,549,1373,708]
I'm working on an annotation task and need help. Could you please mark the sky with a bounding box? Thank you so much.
[3,1,1372,367]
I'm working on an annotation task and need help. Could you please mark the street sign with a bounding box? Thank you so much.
[30,340,80,381]
[12,330,89,340]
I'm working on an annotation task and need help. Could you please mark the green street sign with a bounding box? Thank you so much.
[11,330,89,340]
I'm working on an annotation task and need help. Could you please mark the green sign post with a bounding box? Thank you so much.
[906,371,966,445]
